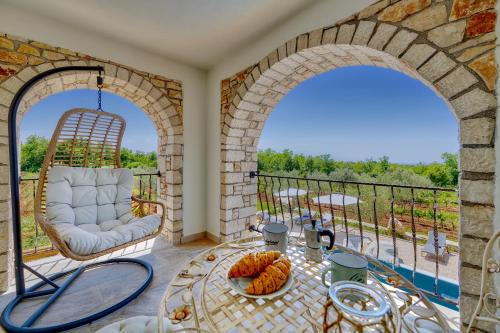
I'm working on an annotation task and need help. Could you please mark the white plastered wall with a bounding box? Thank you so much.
[206,0,373,238]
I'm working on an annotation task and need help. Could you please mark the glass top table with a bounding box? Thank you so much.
[158,235,451,332]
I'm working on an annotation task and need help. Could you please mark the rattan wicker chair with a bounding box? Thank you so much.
[34,108,165,261]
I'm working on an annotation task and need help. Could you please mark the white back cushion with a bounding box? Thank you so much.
[46,167,134,226]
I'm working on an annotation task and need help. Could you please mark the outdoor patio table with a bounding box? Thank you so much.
[158,235,451,332]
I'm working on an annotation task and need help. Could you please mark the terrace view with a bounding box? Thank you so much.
[0,0,498,332]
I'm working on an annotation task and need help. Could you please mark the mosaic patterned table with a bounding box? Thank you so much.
[158,235,451,332]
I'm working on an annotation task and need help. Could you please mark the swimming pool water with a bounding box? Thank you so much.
[378,262,459,311]
[325,249,459,310]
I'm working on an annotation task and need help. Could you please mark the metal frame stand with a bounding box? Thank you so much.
[0,66,154,332]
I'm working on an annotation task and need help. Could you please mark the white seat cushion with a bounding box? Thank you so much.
[95,316,181,333]
[46,167,161,255]
[51,215,160,255]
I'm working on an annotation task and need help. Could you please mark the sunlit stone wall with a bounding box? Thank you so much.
[0,34,185,291]
[220,0,497,330]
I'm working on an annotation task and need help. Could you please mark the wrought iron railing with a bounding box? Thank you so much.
[250,172,458,306]
[19,171,160,260]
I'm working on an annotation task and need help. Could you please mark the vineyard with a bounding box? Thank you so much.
[256,176,458,244]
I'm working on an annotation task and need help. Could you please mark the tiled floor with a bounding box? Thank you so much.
[0,237,216,332]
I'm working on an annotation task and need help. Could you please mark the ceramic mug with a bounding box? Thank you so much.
[321,252,368,287]
[262,223,288,254]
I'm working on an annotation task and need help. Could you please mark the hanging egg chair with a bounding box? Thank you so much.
[34,107,165,261]
[1,66,164,333]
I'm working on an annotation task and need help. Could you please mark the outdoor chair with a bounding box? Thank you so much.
[45,166,163,257]
[320,212,333,225]
[421,230,448,259]
[292,209,316,224]
[1,67,167,333]
[256,210,270,222]
[256,210,282,223]
[35,109,165,260]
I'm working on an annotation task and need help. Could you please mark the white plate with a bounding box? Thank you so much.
[226,273,294,299]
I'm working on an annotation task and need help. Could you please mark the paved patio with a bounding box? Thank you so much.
[0,237,216,332]
[333,229,459,282]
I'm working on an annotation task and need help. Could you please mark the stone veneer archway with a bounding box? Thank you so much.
[0,35,185,290]
[220,0,496,330]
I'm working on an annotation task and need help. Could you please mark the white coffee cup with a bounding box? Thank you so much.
[262,223,288,254]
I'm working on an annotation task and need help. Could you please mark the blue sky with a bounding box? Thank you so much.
[258,66,458,164]
[21,65,458,163]
[21,90,157,152]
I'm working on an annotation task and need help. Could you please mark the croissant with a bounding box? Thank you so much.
[245,257,292,295]
[227,250,281,278]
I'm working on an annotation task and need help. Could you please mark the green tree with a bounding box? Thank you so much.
[20,135,157,173]
[354,158,377,176]
[425,164,450,187]
[120,148,157,168]
[329,168,359,182]
[377,168,432,187]
[379,155,390,173]
[441,152,458,186]
[293,154,307,175]
[256,149,458,188]
[21,135,49,173]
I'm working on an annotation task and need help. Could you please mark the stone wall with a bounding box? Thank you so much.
[0,34,185,291]
[220,0,497,330]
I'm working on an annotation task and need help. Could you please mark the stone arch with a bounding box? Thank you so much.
[0,38,185,292]
[220,1,496,330]
[12,62,184,243]
[10,62,184,245]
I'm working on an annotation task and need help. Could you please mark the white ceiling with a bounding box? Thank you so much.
[3,0,315,69]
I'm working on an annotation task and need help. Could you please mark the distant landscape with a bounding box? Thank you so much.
[258,149,458,189]
[22,135,458,189]
[19,135,459,252]
[21,135,157,175]
[257,149,459,243]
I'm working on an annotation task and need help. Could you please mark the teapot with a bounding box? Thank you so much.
[304,220,334,262]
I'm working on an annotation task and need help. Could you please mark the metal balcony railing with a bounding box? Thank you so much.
[19,171,160,260]
[250,172,458,306]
